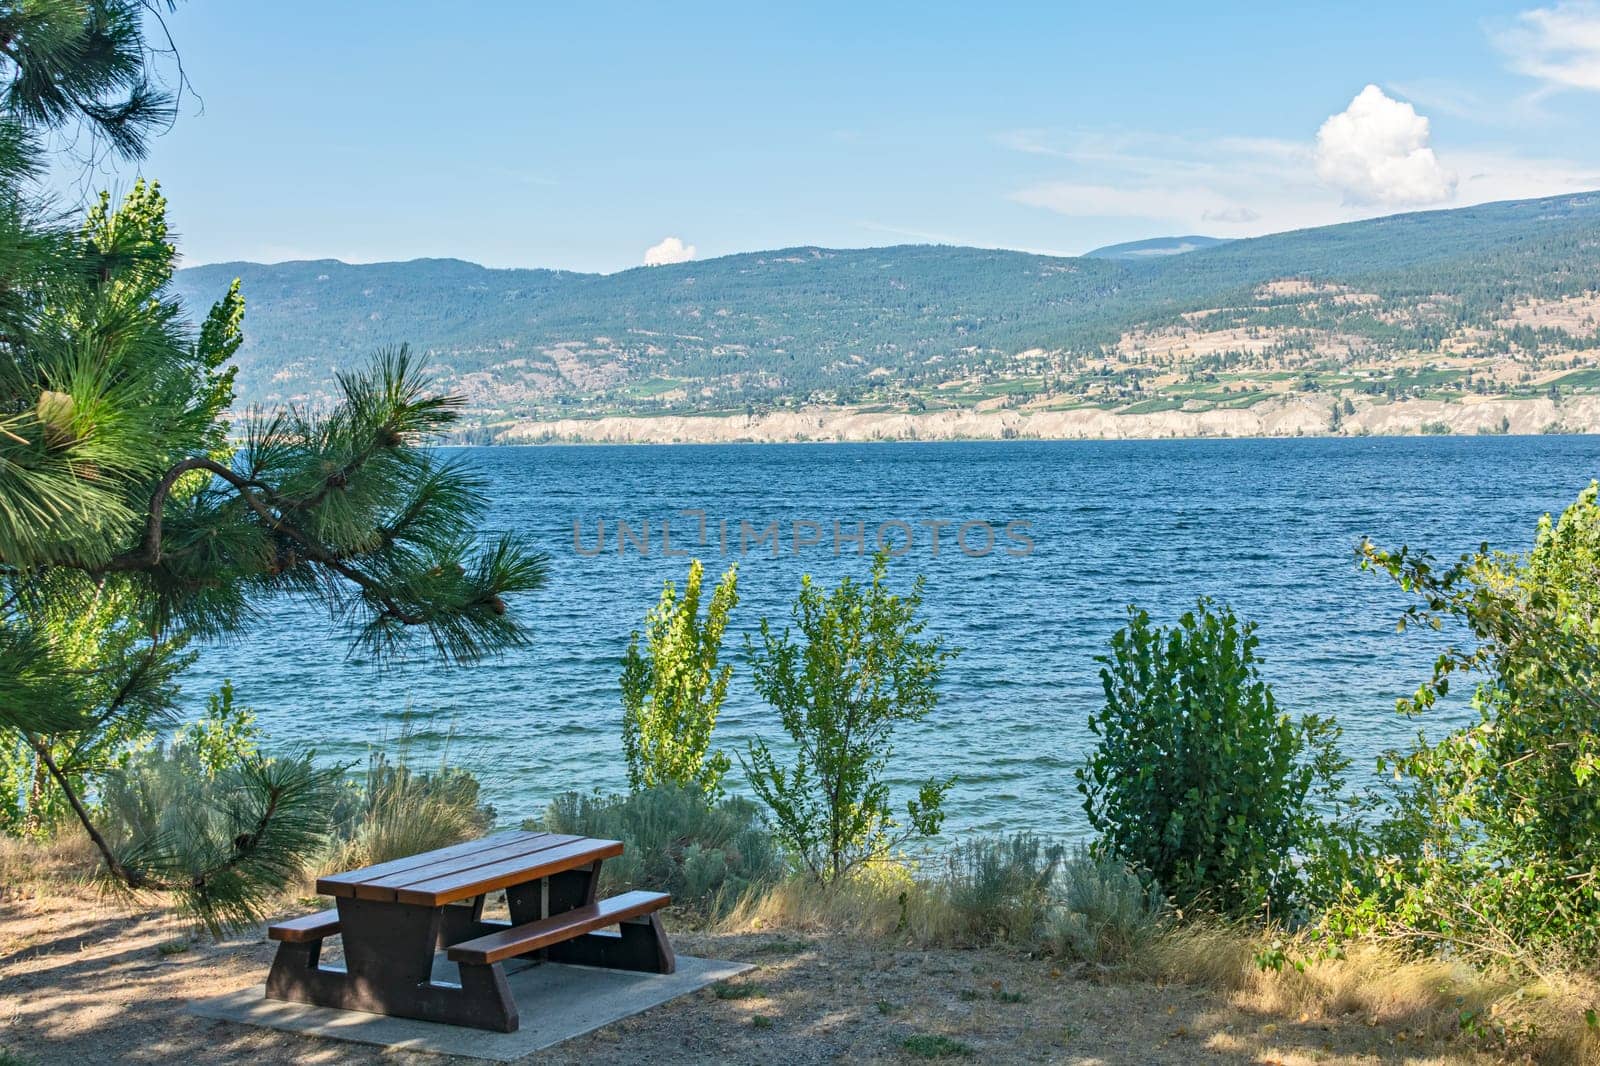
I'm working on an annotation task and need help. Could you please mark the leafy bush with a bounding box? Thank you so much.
[1347,482,1600,963]
[941,833,1064,945]
[1047,846,1168,962]
[0,577,192,837]
[1078,599,1349,917]
[327,730,494,871]
[620,560,738,797]
[743,551,957,884]
[175,682,261,777]
[539,784,780,915]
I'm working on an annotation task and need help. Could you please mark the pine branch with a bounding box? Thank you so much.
[28,732,145,886]
[105,454,432,622]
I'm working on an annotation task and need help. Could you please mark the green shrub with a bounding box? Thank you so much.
[538,783,780,915]
[1078,599,1348,918]
[1047,846,1168,963]
[1348,482,1600,963]
[621,560,739,798]
[743,550,957,884]
[941,833,1064,945]
[97,743,342,934]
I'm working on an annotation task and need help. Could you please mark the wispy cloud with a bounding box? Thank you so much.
[1451,150,1600,202]
[1000,129,1324,236]
[1000,88,1598,241]
[1494,2,1600,93]
[1011,182,1255,224]
[483,166,559,187]
[1385,78,1549,127]
[1202,206,1261,224]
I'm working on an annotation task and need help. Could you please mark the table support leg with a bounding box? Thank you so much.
[543,912,676,974]
[264,939,321,1000]
[505,860,603,925]
[262,897,520,1032]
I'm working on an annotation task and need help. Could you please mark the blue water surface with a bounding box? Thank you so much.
[185,436,1600,837]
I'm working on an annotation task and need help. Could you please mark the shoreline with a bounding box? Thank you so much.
[490,393,1600,446]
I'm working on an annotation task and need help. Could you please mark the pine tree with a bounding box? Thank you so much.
[0,3,548,930]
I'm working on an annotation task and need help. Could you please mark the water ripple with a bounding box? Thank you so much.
[183,437,1600,836]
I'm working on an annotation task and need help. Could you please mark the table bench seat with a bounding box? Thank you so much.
[267,908,340,943]
[448,890,671,965]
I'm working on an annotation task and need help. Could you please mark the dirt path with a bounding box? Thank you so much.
[0,894,1493,1065]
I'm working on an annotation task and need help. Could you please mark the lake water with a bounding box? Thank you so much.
[185,436,1600,838]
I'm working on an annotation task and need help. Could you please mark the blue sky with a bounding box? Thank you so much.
[80,1,1600,272]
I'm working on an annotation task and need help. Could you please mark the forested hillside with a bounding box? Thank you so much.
[172,191,1600,435]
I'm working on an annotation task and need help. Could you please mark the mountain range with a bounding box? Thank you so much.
[172,191,1600,441]
[1082,235,1231,260]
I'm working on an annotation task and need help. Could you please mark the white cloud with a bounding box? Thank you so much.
[643,236,696,266]
[1313,85,1457,206]
[1012,182,1253,224]
[1496,3,1600,92]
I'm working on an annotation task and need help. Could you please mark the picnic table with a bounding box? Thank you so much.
[264,830,674,1032]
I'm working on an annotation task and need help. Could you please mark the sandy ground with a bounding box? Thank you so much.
[0,893,1505,1066]
[498,394,1600,445]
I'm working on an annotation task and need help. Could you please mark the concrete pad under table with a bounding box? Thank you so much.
[187,954,752,1061]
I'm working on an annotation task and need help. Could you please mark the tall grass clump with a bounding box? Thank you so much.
[1143,924,1600,1064]
[0,824,104,899]
[723,861,959,944]
[538,784,780,916]
[727,834,1168,964]
[326,726,494,872]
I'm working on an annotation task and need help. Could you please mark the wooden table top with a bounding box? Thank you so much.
[316,831,623,907]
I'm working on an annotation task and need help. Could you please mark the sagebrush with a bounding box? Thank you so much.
[539,783,780,915]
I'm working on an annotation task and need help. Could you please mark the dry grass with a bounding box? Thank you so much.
[1141,925,1600,1065]
[721,865,966,946]
[7,831,1600,1062]
[0,826,99,900]
[727,870,1600,1064]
